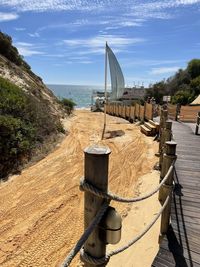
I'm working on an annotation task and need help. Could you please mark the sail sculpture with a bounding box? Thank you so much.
[106,43,125,100]
[102,43,125,139]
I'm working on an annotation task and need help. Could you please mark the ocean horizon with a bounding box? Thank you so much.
[47,84,106,108]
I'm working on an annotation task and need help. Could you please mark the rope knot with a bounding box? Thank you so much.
[80,248,110,265]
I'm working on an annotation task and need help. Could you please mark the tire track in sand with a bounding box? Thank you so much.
[0,110,158,267]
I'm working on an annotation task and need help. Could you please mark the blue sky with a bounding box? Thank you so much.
[0,0,200,86]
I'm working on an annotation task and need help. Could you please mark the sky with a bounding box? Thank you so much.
[0,0,200,87]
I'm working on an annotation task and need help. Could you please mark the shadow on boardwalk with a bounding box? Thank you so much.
[152,121,200,267]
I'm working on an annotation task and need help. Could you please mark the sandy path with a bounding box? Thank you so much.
[0,110,159,267]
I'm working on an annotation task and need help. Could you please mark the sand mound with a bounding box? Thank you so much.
[0,110,159,267]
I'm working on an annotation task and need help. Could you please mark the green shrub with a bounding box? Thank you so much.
[171,90,194,105]
[59,98,76,115]
[0,76,64,178]
[0,115,36,178]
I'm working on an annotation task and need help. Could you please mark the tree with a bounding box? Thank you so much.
[187,59,200,79]
[190,76,200,96]
[171,90,194,105]
[145,81,166,104]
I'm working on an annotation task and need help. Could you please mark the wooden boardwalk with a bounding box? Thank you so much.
[152,121,200,267]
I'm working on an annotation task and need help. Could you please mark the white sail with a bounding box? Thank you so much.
[106,43,125,100]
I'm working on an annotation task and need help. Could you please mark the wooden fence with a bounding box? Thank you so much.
[105,102,153,123]
[167,104,177,121]
[135,103,140,119]
[179,105,200,122]
[139,105,144,121]
[162,104,200,123]
[144,103,153,121]
[106,102,199,123]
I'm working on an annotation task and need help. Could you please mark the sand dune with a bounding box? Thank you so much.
[0,110,160,267]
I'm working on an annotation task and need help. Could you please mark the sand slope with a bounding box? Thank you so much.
[0,110,159,267]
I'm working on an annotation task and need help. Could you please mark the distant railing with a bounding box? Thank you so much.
[105,102,153,123]
[179,105,200,122]
[60,109,177,267]
[165,103,200,124]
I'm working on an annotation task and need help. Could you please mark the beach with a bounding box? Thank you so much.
[0,110,160,267]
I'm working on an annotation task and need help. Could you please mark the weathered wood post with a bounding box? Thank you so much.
[144,102,146,121]
[158,110,168,154]
[159,141,177,237]
[83,146,111,267]
[195,111,200,135]
[159,121,172,168]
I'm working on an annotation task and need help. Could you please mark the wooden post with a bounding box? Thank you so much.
[159,121,172,168]
[158,110,168,154]
[144,102,146,121]
[195,111,200,135]
[159,141,177,237]
[83,146,111,267]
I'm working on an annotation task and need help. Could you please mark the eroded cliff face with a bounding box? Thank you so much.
[0,54,65,119]
[0,47,67,178]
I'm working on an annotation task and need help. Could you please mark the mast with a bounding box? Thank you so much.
[102,42,108,140]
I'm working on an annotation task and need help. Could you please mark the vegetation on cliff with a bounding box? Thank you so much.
[0,31,78,179]
[0,77,66,178]
[59,98,76,115]
[146,59,200,105]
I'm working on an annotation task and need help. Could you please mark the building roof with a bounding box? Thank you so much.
[190,94,200,105]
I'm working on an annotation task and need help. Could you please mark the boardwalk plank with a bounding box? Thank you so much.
[152,121,200,267]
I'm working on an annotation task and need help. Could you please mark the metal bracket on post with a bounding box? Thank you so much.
[83,146,111,267]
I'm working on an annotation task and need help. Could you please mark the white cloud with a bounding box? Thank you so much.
[15,42,33,47]
[15,27,26,31]
[1,0,200,14]
[105,19,144,30]
[63,34,145,51]
[0,12,19,21]
[17,47,44,56]
[14,42,44,56]
[150,66,180,75]
[128,0,200,19]
[28,32,40,37]
[0,0,106,12]
[78,60,92,64]
[123,59,184,67]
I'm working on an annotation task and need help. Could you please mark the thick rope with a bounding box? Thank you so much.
[80,164,175,203]
[80,195,170,265]
[60,201,109,267]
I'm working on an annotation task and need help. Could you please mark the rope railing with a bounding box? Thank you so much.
[60,201,110,267]
[60,159,175,267]
[80,195,170,265]
[61,193,170,267]
[60,109,176,267]
[80,163,175,203]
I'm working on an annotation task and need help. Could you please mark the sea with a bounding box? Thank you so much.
[47,84,105,108]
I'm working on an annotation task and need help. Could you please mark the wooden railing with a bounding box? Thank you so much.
[179,105,200,122]
[105,102,153,123]
[157,104,200,124]
[61,108,177,267]
[167,104,177,121]
[144,102,153,121]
